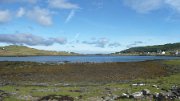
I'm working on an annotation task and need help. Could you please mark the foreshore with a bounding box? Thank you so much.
[0,60,179,101]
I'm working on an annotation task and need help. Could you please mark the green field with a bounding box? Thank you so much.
[0,45,76,56]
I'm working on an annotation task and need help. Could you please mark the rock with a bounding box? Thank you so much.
[156,86,180,100]
[131,83,145,86]
[0,90,10,100]
[155,92,166,101]
[102,96,113,101]
[130,92,143,99]
[102,95,118,101]
[171,86,180,97]
[152,85,159,89]
[132,84,138,86]
[112,95,118,99]
[139,83,145,86]
[0,90,5,93]
[120,93,129,98]
[153,92,176,101]
[153,92,159,98]
[142,89,151,95]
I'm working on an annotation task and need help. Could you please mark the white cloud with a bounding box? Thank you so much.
[65,10,75,23]
[48,0,79,9]
[165,0,180,12]
[123,0,180,14]
[123,0,163,13]
[0,10,11,23]
[27,7,53,26]
[16,7,25,17]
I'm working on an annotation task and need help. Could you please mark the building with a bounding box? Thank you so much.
[175,50,179,55]
[161,51,166,55]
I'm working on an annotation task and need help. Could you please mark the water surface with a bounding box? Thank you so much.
[0,56,179,63]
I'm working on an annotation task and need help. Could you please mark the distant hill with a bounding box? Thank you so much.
[0,45,77,56]
[115,43,180,55]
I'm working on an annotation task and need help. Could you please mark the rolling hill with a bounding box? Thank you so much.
[114,43,180,55]
[0,45,77,56]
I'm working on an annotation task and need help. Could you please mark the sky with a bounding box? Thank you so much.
[0,0,180,54]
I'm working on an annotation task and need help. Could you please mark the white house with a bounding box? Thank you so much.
[175,50,179,55]
[161,51,166,55]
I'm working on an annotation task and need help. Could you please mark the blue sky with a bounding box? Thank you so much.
[0,0,180,54]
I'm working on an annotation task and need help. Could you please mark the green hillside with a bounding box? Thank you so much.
[0,45,77,56]
[115,43,180,55]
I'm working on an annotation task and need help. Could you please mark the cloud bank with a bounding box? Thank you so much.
[82,38,109,48]
[0,34,67,46]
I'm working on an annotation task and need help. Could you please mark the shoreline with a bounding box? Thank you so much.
[0,54,179,57]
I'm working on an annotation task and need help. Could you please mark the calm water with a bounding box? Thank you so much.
[0,56,179,63]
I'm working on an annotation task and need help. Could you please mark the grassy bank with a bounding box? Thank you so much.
[0,45,77,56]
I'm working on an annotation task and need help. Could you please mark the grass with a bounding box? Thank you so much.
[0,74,179,101]
[164,59,180,65]
[1,74,178,101]
[0,45,75,56]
